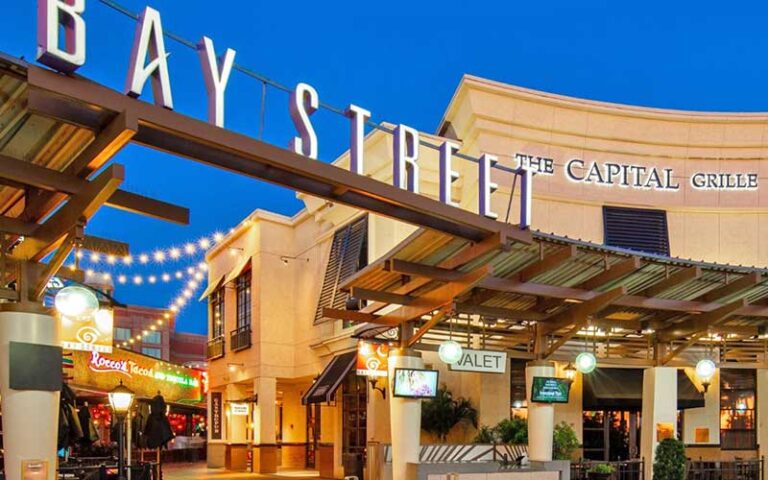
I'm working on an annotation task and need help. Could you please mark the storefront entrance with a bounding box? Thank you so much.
[305,404,321,468]
[583,411,641,461]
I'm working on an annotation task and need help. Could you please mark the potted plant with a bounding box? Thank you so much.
[653,438,686,480]
[553,422,579,461]
[421,385,478,442]
[494,417,528,444]
[587,463,615,480]
[473,425,497,444]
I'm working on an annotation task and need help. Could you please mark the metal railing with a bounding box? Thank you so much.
[687,458,763,480]
[570,459,645,480]
[230,325,252,351]
[206,336,225,359]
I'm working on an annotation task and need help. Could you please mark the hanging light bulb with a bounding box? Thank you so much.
[438,340,463,364]
[563,362,577,381]
[575,352,597,374]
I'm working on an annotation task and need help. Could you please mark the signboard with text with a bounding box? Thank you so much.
[211,392,223,440]
[356,340,389,377]
[449,349,507,374]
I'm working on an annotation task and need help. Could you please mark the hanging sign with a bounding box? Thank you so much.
[230,402,249,416]
[356,340,389,377]
[211,392,223,440]
[449,349,507,373]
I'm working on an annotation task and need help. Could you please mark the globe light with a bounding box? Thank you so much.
[108,380,135,416]
[54,285,99,318]
[695,359,716,383]
[575,352,597,374]
[438,340,463,364]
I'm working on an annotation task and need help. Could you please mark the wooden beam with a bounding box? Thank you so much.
[322,308,378,323]
[640,266,701,297]
[696,272,763,303]
[657,298,748,341]
[579,257,643,291]
[13,164,125,260]
[0,154,189,225]
[408,308,451,347]
[0,215,36,236]
[661,331,708,365]
[518,245,577,282]
[384,259,463,282]
[375,265,493,326]
[453,302,545,321]
[544,318,591,359]
[540,286,627,336]
[32,231,78,299]
[350,287,414,305]
[65,110,138,176]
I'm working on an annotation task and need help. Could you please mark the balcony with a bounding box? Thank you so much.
[206,336,225,360]
[230,325,252,352]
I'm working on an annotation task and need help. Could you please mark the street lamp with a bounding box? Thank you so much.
[108,381,135,480]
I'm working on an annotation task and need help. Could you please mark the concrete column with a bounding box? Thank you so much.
[757,369,768,460]
[388,348,424,480]
[526,361,556,462]
[0,308,60,480]
[252,376,277,473]
[479,368,512,428]
[225,383,248,443]
[640,367,677,480]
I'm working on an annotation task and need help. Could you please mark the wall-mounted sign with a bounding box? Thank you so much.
[70,349,203,404]
[230,402,249,416]
[449,349,507,374]
[211,392,223,440]
[60,306,114,353]
[516,152,759,192]
[356,340,389,377]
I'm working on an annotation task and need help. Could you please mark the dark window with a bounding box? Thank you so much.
[314,215,368,324]
[720,369,756,450]
[342,373,367,462]
[236,272,251,329]
[603,206,670,255]
[211,288,225,338]
[115,327,131,341]
[142,347,162,359]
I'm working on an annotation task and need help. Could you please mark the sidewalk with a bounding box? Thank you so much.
[162,463,323,480]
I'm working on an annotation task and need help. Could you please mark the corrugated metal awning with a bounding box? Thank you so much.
[301,351,356,405]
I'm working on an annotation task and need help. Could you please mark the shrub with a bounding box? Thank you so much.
[553,422,579,460]
[421,384,478,442]
[653,438,686,480]
[495,417,528,444]
[589,464,616,474]
[473,425,497,444]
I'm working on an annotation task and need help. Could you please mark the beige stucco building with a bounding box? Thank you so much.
[203,74,768,478]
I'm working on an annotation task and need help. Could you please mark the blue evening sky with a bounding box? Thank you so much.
[2,1,768,334]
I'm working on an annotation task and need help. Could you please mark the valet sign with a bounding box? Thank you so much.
[449,349,507,374]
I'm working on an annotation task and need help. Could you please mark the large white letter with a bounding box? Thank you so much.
[520,165,533,228]
[36,0,86,73]
[345,104,370,175]
[439,141,460,207]
[197,36,236,128]
[289,83,319,159]
[479,153,498,219]
[125,6,174,109]
[393,125,420,193]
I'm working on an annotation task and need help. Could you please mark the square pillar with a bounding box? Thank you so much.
[757,369,768,460]
[526,361,556,462]
[641,367,677,480]
[252,376,277,473]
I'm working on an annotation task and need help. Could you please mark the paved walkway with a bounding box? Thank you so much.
[163,463,323,480]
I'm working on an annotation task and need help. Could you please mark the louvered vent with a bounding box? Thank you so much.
[603,206,669,256]
[314,215,368,324]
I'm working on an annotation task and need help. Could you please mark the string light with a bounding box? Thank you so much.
[77,230,228,266]
[85,265,203,285]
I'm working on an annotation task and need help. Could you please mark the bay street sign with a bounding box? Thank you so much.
[449,349,507,374]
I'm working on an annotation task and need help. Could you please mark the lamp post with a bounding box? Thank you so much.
[108,381,135,480]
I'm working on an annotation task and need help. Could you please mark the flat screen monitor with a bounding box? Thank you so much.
[392,368,439,398]
[530,376,571,403]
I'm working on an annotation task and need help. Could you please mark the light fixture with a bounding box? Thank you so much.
[228,362,244,372]
[280,255,309,265]
[228,247,243,257]
[108,381,135,480]
[438,340,463,365]
[368,376,387,399]
[695,358,716,393]
[563,362,577,381]
[54,285,99,318]
[575,352,597,374]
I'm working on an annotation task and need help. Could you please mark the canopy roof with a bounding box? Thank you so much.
[334,228,768,367]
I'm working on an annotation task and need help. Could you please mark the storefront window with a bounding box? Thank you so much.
[341,373,367,459]
[236,272,251,329]
[211,288,224,338]
[142,347,162,358]
[720,369,756,450]
[115,327,131,341]
[143,331,161,344]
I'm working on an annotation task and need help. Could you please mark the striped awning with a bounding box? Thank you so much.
[301,351,356,405]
